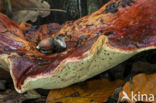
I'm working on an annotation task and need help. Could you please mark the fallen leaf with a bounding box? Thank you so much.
[0,0,37,11]
[11,0,38,9]
[0,0,50,24]
[12,0,50,24]
[0,90,41,103]
[119,73,156,103]
[46,79,124,103]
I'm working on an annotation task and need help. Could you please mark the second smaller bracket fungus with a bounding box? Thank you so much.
[36,36,67,54]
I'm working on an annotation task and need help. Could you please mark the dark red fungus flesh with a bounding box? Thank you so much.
[10,37,98,89]
[108,0,156,50]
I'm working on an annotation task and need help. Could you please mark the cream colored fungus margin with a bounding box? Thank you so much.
[4,35,156,93]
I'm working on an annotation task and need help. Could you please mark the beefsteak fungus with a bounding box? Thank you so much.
[0,0,156,93]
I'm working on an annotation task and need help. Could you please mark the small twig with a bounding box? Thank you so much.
[15,8,67,13]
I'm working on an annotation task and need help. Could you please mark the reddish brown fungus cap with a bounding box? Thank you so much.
[0,0,155,93]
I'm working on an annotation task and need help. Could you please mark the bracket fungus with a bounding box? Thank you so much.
[0,0,156,93]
